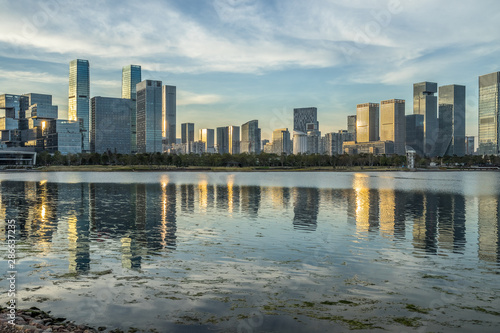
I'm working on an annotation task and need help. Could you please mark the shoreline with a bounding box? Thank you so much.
[1,165,498,173]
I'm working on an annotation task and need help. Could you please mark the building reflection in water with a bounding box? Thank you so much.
[1,178,499,268]
[478,195,500,262]
[292,187,320,231]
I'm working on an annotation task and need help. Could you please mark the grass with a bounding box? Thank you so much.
[393,316,422,327]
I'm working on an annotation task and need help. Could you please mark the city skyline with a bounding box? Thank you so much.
[1,1,499,140]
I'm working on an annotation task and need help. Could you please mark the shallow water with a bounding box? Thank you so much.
[0,171,499,332]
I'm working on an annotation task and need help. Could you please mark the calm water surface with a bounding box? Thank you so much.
[0,171,499,332]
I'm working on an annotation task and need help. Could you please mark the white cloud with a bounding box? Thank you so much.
[177,91,223,106]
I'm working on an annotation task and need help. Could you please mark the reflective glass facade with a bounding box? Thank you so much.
[240,120,261,154]
[136,80,162,153]
[413,82,438,156]
[122,65,141,153]
[68,59,90,152]
[438,85,466,156]
[162,85,176,146]
[228,126,240,155]
[199,128,215,152]
[380,99,406,155]
[406,114,424,156]
[356,103,379,143]
[216,127,229,154]
[478,72,500,155]
[91,97,132,154]
[272,128,291,154]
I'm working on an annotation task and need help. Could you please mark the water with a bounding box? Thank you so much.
[0,171,499,332]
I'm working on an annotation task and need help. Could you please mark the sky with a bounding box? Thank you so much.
[1,0,500,141]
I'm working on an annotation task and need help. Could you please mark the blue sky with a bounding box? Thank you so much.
[1,0,500,140]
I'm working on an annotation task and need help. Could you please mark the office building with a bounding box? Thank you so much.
[272,128,291,154]
[228,125,240,154]
[24,93,58,119]
[343,140,394,155]
[68,59,90,152]
[356,103,379,142]
[190,141,205,155]
[162,85,176,146]
[121,65,141,153]
[136,80,162,153]
[0,94,27,119]
[478,72,500,155]
[261,139,269,152]
[347,115,357,141]
[413,81,438,156]
[465,136,475,155]
[437,85,466,156]
[324,130,354,156]
[217,127,229,154]
[306,122,321,154]
[293,107,318,133]
[45,120,82,155]
[241,120,261,154]
[293,131,307,154]
[406,114,424,155]
[199,128,215,153]
[90,97,132,154]
[181,122,194,153]
[380,99,406,155]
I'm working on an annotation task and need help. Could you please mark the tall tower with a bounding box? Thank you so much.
[121,65,141,153]
[136,80,162,153]
[380,99,406,155]
[347,115,357,141]
[162,85,176,146]
[478,72,500,155]
[217,127,229,154]
[438,84,466,156]
[228,125,240,154]
[293,107,318,133]
[68,59,90,152]
[413,82,438,156]
[356,103,379,143]
[241,120,261,154]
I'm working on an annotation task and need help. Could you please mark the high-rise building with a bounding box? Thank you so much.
[437,85,466,156]
[347,115,357,141]
[406,114,424,155]
[380,99,406,155]
[199,128,215,153]
[45,120,82,155]
[216,127,229,154]
[136,80,162,153]
[478,72,500,155]
[261,139,269,152]
[228,125,240,154]
[121,65,141,153]
[324,130,354,156]
[240,120,261,154]
[90,97,132,154]
[68,59,90,152]
[181,122,194,147]
[293,107,318,133]
[0,94,27,119]
[293,131,307,154]
[465,136,475,155]
[413,82,438,156]
[162,85,176,147]
[356,103,379,143]
[272,128,291,154]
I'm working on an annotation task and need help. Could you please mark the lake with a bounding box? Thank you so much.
[0,171,499,332]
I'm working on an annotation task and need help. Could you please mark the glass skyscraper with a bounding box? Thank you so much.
[241,120,261,154]
[136,80,162,153]
[413,82,438,156]
[228,126,240,155]
[437,84,466,156]
[406,114,424,156]
[380,99,406,155]
[90,96,132,154]
[356,103,379,143]
[122,65,141,153]
[217,127,229,154]
[162,85,176,146]
[478,72,500,155]
[68,59,90,152]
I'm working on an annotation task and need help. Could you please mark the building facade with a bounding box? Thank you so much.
[45,120,82,155]
[293,131,307,154]
[216,127,229,154]
[90,97,132,154]
[324,130,354,156]
[406,114,424,156]
[438,84,466,156]
[380,99,406,155]
[272,128,291,154]
[413,81,438,156]
[465,136,475,155]
[293,107,318,133]
[121,65,141,153]
[478,72,500,155]
[228,126,240,155]
[240,120,261,154]
[356,103,379,143]
[347,115,357,141]
[199,128,215,153]
[162,85,176,147]
[68,59,90,152]
[136,80,162,153]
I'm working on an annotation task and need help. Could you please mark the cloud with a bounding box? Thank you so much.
[0,68,66,84]
[177,91,223,106]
